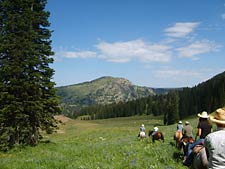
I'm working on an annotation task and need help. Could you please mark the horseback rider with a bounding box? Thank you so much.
[177,121,194,156]
[177,121,183,131]
[174,121,184,148]
[183,111,212,166]
[205,108,225,169]
[140,124,145,132]
[151,126,159,136]
[138,124,145,137]
[182,121,193,139]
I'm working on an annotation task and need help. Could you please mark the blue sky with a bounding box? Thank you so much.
[46,0,225,88]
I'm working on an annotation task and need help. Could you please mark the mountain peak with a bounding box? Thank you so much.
[57,76,155,107]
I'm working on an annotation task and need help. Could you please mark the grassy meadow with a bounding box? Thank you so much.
[0,115,205,169]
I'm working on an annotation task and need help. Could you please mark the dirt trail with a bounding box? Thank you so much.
[54,115,100,134]
[54,115,71,123]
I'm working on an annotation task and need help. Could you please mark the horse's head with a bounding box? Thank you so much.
[148,130,153,136]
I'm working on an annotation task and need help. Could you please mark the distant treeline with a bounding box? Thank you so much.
[66,71,225,125]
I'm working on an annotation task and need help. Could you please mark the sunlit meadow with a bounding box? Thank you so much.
[0,115,203,169]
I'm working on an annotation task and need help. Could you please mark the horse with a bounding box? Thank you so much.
[179,137,194,156]
[190,145,208,169]
[138,131,146,140]
[174,130,183,148]
[148,130,164,143]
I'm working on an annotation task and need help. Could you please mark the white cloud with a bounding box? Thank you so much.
[155,69,201,78]
[59,50,97,59]
[55,20,220,63]
[164,22,200,38]
[96,39,171,63]
[153,69,204,87]
[176,40,221,58]
[222,13,225,19]
[153,68,225,87]
[55,39,171,63]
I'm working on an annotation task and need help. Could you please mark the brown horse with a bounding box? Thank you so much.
[174,131,183,148]
[190,146,208,169]
[148,130,164,143]
[179,137,195,156]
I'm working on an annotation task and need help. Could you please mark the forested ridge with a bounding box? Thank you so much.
[67,71,225,124]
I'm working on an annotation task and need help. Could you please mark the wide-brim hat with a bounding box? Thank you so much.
[178,121,182,124]
[198,111,209,119]
[209,108,225,125]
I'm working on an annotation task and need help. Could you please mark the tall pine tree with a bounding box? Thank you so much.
[0,0,60,150]
[164,91,179,125]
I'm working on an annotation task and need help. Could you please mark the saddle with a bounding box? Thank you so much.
[193,145,204,154]
[154,131,161,137]
[182,137,194,145]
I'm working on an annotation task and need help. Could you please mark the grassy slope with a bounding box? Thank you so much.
[1,115,214,169]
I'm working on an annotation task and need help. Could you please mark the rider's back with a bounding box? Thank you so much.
[205,129,225,169]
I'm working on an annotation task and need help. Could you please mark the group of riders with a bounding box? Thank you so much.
[175,108,225,169]
[138,107,225,169]
[138,124,159,139]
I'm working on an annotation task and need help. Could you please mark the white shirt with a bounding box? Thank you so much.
[204,128,225,169]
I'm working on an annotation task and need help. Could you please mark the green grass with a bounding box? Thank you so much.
[0,115,210,169]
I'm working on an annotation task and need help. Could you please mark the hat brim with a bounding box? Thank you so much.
[209,115,225,124]
[198,113,209,118]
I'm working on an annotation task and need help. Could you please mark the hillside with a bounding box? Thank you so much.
[56,76,156,107]
[178,70,225,118]
[76,71,225,121]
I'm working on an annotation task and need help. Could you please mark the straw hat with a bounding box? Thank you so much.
[178,121,182,124]
[209,108,225,125]
[198,111,209,119]
[185,121,189,125]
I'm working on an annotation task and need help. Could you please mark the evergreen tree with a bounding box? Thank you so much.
[0,0,60,150]
[166,91,179,125]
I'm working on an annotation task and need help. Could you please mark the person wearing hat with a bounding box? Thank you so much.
[177,121,183,131]
[140,124,145,132]
[183,111,212,166]
[196,111,212,140]
[205,108,225,169]
[138,124,145,137]
[179,121,193,161]
[151,126,159,136]
[182,121,193,138]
